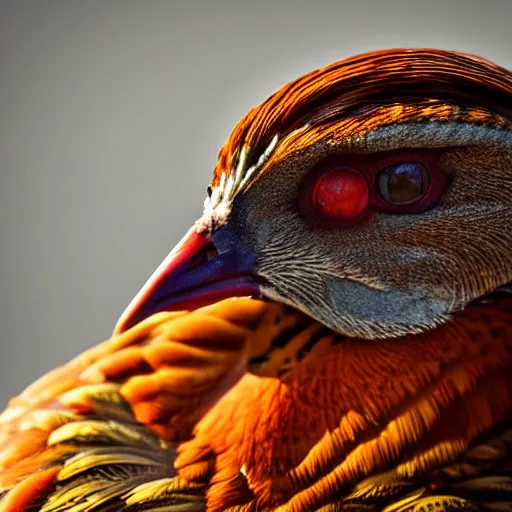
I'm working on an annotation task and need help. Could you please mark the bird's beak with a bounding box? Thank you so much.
[113,226,260,335]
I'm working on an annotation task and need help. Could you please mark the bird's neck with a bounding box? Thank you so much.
[177,298,512,511]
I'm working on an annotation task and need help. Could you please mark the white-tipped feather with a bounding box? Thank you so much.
[198,135,279,231]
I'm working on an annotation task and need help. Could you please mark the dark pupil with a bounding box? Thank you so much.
[379,163,427,203]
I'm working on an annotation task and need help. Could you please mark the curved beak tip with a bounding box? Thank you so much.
[113,227,259,335]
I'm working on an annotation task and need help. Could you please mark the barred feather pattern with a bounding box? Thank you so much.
[183,298,512,511]
[0,297,511,511]
[0,385,206,512]
[0,299,287,511]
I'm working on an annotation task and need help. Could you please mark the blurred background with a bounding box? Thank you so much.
[1,0,511,408]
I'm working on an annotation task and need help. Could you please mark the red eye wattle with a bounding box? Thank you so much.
[312,169,369,219]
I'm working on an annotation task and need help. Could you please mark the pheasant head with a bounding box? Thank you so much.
[116,49,512,340]
[109,49,512,510]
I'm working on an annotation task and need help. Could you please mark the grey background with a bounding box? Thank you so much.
[1,0,511,408]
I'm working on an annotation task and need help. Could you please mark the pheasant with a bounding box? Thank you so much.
[0,48,511,512]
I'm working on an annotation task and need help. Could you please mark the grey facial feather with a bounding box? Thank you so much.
[226,120,512,339]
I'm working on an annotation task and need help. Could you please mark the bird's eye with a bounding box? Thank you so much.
[312,169,369,219]
[378,162,429,204]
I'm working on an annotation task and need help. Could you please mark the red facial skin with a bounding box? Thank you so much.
[301,147,450,228]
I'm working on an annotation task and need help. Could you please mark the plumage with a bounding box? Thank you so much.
[0,48,511,511]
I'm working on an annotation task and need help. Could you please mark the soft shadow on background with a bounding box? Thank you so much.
[1,0,511,408]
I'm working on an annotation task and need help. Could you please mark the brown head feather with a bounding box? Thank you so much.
[213,49,512,188]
